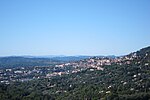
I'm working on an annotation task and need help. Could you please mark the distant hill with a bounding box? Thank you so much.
[0,56,91,68]
[0,57,60,68]
[0,55,117,68]
[51,56,91,62]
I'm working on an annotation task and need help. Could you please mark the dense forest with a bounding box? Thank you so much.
[0,46,150,100]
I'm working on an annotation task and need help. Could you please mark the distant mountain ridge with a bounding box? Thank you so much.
[0,56,92,68]
[0,57,61,68]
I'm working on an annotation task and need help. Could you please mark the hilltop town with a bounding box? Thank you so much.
[0,47,149,85]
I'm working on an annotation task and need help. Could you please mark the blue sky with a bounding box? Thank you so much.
[0,0,150,56]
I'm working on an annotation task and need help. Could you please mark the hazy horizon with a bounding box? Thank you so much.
[0,45,148,57]
[0,0,150,56]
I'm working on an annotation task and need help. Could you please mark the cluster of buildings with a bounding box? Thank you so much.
[0,66,52,84]
[0,52,141,84]
[53,52,138,73]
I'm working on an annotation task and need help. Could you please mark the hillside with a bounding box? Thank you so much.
[0,46,150,100]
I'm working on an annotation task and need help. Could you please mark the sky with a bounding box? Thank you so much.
[0,0,150,56]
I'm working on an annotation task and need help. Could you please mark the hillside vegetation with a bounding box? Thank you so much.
[0,46,150,100]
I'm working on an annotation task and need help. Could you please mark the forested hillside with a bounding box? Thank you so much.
[0,46,150,100]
